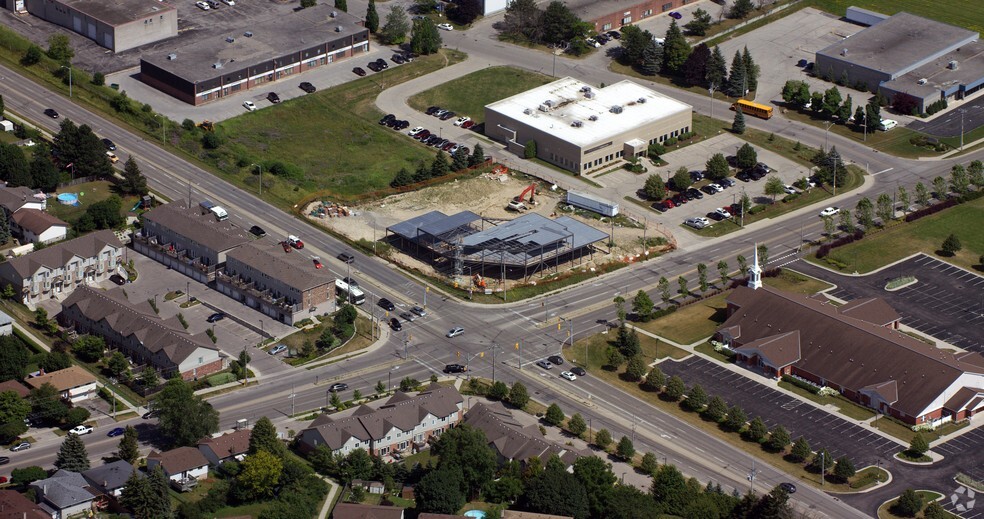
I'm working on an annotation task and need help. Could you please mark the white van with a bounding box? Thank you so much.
[879,119,898,131]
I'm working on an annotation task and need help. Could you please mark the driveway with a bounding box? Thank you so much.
[794,254,984,354]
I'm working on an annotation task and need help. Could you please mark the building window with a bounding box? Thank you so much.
[602,23,612,30]
[662,3,673,11]
[622,16,632,24]
[642,9,653,17]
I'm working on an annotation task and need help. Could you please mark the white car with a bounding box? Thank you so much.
[243,100,257,111]
[585,38,601,48]
[707,183,723,193]
[195,1,210,10]
[221,0,235,4]
[783,185,798,195]
[560,371,577,381]
[685,217,710,229]
[715,207,732,219]
[453,116,471,127]
[437,23,453,31]
[819,207,840,217]
[70,425,93,435]
[408,126,424,137]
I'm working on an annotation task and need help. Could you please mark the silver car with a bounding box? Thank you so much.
[10,442,30,452]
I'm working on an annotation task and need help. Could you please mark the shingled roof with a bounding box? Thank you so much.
[837,297,900,326]
[30,470,96,510]
[463,401,582,467]
[722,285,984,418]
[61,286,218,368]
[300,385,462,451]
[25,365,96,392]
[0,185,41,213]
[142,199,251,253]
[198,429,252,459]
[225,239,334,292]
[83,460,142,493]
[148,447,209,476]
[0,489,49,519]
[331,503,405,519]
[11,209,68,234]
[1,229,121,278]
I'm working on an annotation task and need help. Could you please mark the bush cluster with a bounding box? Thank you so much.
[781,375,820,395]
[815,230,865,259]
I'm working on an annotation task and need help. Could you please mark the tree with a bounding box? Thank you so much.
[717,260,730,283]
[643,174,667,200]
[642,366,665,392]
[865,100,881,132]
[833,456,856,482]
[684,384,707,411]
[451,0,483,25]
[671,166,692,191]
[650,464,695,516]
[730,0,754,18]
[72,335,105,363]
[764,175,785,203]
[703,396,727,422]
[381,5,411,44]
[452,146,469,171]
[732,105,746,134]
[568,413,587,437]
[969,160,984,188]
[662,20,691,73]
[390,167,414,188]
[658,276,671,303]
[120,156,148,195]
[840,209,855,233]
[682,42,711,87]
[524,139,537,159]
[742,46,759,92]
[250,416,286,457]
[616,436,635,460]
[415,466,466,514]
[625,356,647,382]
[411,18,443,55]
[664,375,686,401]
[745,417,767,442]
[65,407,91,427]
[30,382,68,425]
[684,9,713,36]
[908,432,929,455]
[117,425,140,464]
[766,425,791,452]
[933,175,948,199]
[855,197,875,230]
[55,433,90,472]
[639,39,663,76]
[924,501,949,519]
[736,143,757,170]
[0,337,28,383]
[544,403,565,426]
[705,46,728,91]
[677,276,688,296]
[0,390,31,427]
[486,381,507,401]
[522,456,590,519]
[236,449,282,500]
[631,290,654,322]
[876,193,894,224]
[726,50,747,97]
[500,0,543,43]
[431,150,450,177]
[509,382,529,408]
[361,0,379,32]
[11,466,47,486]
[21,45,42,66]
[299,0,316,6]
[29,145,60,191]
[120,470,154,518]
[790,436,811,462]
[153,378,219,447]
[838,94,853,121]
[724,405,747,432]
[705,153,730,181]
[540,1,582,45]
[950,164,971,195]
[757,244,769,269]
[697,263,709,292]
[47,34,74,62]
[892,489,922,518]
[821,87,842,118]
[594,428,612,449]
[618,25,650,67]
[333,0,347,11]
[469,143,486,167]
[139,367,159,388]
[898,185,910,213]
[616,324,641,357]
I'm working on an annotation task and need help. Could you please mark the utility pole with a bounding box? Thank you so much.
[251,163,263,196]
[61,65,72,97]
[290,384,295,417]
[747,460,759,493]
[960,109,966,150]
[708,84,716,121]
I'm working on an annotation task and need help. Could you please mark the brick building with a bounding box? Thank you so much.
[567,0,696,34]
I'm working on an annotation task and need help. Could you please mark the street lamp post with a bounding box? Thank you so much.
[61,65,72,98]
[155,114,166,144]
[251,163,263,196]
[824,121,835,150]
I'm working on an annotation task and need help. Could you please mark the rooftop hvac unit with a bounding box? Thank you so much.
[523,108,533,115]
[585,91,595,99]
[543,99,555,107]
[335,26,343,32]
[588,115,598,121]
[330,10,337,17]
[948,60,959,69]
[167,53,177,60]
[244,31,253,37]
[212,61,222,69]
[225,36,235,43]
[610,105,623,114]
[841,48,848,56]
[917,78,927,85]
[580,85,592,93]
[571,120,583,127]
[538,104,550,112]
[637,97,646,103]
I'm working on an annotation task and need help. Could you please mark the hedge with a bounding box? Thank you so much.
[781,374,821,394]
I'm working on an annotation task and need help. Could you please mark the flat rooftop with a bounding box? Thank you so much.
[885,40,984,96]
[59,0,176,27]
[141,3,365,82]
[226,239,334,291]
[486,77,691,148]
[565,0,648,23]
[817,12,979,77]
[143,200,251,253]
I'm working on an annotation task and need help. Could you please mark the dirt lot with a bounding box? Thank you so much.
[304,173,672,278]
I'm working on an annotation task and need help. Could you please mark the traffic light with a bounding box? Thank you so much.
[515,342,519,350]
[456,351,460,358]
[479,352,485,358]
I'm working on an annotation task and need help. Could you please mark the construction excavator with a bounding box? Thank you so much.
[507,183,538,211]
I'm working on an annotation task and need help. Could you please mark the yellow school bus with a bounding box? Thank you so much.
[731,99,773,119]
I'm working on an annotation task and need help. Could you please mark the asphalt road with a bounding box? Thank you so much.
[2,18,984,516]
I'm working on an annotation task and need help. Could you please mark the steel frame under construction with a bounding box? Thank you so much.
[386,211,609,282]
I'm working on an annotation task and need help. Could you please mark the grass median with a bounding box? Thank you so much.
[407,66,554,124]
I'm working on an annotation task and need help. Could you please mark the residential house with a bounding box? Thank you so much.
[716,282,984,426]
[351,480,385,495]
[297,385,463,457]
[83,460,142,498]
[60,287,223,381]
[25,365,97,403]
[331,503,404,519]
[502,512,574,519]
[147,447,209,485]
[418,515,468,519]
[216,239,335,325]
[0,489,49,519]
[0,229,124,308]
[135,200,251,283]
[29,470,96,519]
[11,209,68,245]
[463,401,583,468]
[0,185,45,215]
[0,379,30,398]
[0,309,11,335]
[198,429,251,467]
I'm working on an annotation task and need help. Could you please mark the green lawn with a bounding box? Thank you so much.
[205,49,466,205]
[778,381,876,421]
[804,0,983,33]
[634,292,731,345]
[812,195,984,273]
[763,269,833,295]
[45,180,141,225]
[407,66,554,124]
[281,315,375,366]
[779,108,940,159]
[877,490,954,519]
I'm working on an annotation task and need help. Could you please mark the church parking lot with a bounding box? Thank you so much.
[660,356,903,467]
[936,427,984,483]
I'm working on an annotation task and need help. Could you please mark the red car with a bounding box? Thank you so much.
[281,241,292,253]
[461,120,475,129]
[313,258,323,269]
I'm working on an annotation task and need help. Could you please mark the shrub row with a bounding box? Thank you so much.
[903,197,959,223]
[816,230,865,258]
[781,374,821,395]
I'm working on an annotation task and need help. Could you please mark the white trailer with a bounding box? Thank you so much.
[565,191,619,217]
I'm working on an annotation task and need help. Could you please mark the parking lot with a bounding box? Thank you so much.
[797,255,984,354]
[936,427,984,482]
[660,356,903,466]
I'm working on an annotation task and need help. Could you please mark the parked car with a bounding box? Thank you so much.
[700,184,717,195]
[375,58,388,70]
[437,23,453,30]
[446,327,464,338]
[392,54,406,64]
[206,0,220,8]
[353,67,367,76]
[439,111,456,121]
[426,106,441,115]
[819,207,840,217]
[444,364,467,373]
[707,183,723,193]
[378,298,395,311]
[109,274,126,286]
[411,305,427,317]
[547,355,564,365]
[222,0,235,4]
[267,92,280,103]
[560,371,577,381]
[453,116,471,127]
[689,170,704,182]
[107,427,125,437]
[328,383,348,392]
[207,313,225,323]
[367,62,380,72]
[242,100,257,111]
[536,360,553,370]
[10,442,30,452]
[571,367,587,376]
[70,425,93,435]
[433,109,448,117]
[249,225,266,237]
[461,120,475,129]
[719,178,736,188]
[102,138,116,150]
[390,318,402,331]
[783,185,798,195]
[715,207,733,219]
[685,188,704,200]
[408,126,425,136]
[299,82,316,93]
[685,217,710,229]
[195,1,210,10]
[672,193,687,205]
[797,58,808,67]
[269,344,288,355]
[0,457,8,465]
[669,11,682,19]
[736,171,751,182]
[337,252,355,263]
[44,108,59,118]
[606,31,621,40]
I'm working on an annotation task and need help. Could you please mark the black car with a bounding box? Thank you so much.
[375,58,388,69]
[249,225,266,237]
[444,364,467,374]
[779,482,797,494]
[379,114,396,125]
[547,355,564,365]
[0,457,9,465]
[736,171,752,182]
[328,383,348,392]
[267,92,281,103]
[672,193,687,205]
[394,120,409,130]
[353,67,367,77]
[749,169,766,181]
[206,313,225,323]
[685,188,703,200]
[367,62,381,72]
[689,170,704,182]
[378,298,396,311]
[720,177,737,188]
[44,108,59,118]
[797,58,808,67]
[571,367,586,376]
[299,82,316,93]
[142,410,159,419]
[392,54,406,64]
[109,274,127,286]
[390,318,402,331]
[701,185,717,195]
[337,252,355,263]
[426,106,441,115]
[439,111,456,121]
[102,138,116,151]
